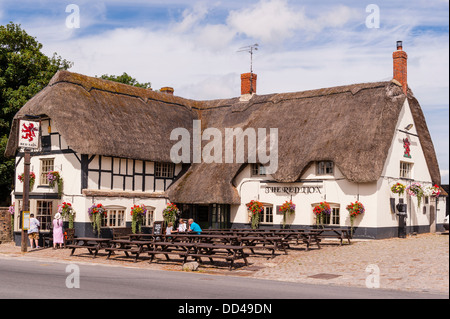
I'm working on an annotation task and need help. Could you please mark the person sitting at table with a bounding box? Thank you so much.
[166,222,177,235]
[187,218,202,234]
[177,218,187,232]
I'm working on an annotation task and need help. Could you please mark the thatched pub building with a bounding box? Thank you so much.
[6,42,446,241]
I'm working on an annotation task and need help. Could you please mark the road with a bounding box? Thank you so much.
[0,255,447,301]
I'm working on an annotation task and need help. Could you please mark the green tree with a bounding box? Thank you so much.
[98,72,151,89]
[0,22,72,205]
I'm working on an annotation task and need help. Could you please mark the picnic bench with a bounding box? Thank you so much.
[105,239,153,262]
[148,241,248,270]
[309,228,351,245]
[66,237,111,258]
[112,227,133,240]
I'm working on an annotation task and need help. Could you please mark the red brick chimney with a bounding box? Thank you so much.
[241,72,257,95]
[160,87,174,95]
[393,41,408,94]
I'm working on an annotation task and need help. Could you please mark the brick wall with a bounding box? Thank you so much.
[0,207,13,243]
[393,49,408,94]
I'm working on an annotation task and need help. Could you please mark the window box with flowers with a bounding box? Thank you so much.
[88,203,106,237]
[246,200,264,229]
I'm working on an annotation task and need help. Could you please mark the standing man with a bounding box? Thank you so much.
[187,218,202,234]
[28,213,40,249]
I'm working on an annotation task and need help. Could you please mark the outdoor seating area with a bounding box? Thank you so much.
[63,227,351,270]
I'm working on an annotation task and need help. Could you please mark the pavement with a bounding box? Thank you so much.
[1,232,448,296]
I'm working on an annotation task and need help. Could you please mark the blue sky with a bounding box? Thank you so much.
[1,0,449,183]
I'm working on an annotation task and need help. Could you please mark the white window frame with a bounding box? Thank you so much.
[155,162,174,178]
[317,161,334,176]
[40,158,54,185]
[251,163,266,176]
[400,161,413,179]
[144,206,155,227]
[321,205,340,226]
[36,200,55,231]
[102,206,126,228]
[260,205,273,224]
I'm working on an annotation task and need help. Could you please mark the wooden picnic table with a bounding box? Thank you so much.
[66,237,111,258]
[105,239,154,262]
[148,241,248,270]
[308,228,351,245]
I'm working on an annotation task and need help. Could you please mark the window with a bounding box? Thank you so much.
[155,162,174,178]
[251,163,266,176]
[261,206,273,224]
[36,200,53,231]
[322,206,340,226]
[102,207,125,228]
[400,161,413,179]
[40,158,54,185]
[144,207,154,227]
[317,161,334,175]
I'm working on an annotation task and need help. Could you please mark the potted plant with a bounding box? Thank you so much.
[313,202,331,228]
[18,172,36,190]
[131,204,147,234]
[59,202,75,229]
[47,171,63,197]
[162,203,180,227]
[279,200,295,229]
[88,203,105,237]
[346,201,365,236]
[406,182,424,207]
[391,182,406,196]
[246,200,264,229]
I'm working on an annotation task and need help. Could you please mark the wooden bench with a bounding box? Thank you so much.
[189,243,249,270]
[112,227,133,240]
[66,237,111,258]
[310,229,351,245]
[105,239,154,262]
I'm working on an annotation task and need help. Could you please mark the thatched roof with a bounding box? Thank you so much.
[6,71,441,204]
[5,70,199,163]
[168,81,441,204]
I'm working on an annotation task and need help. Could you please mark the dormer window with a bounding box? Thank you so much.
[251,163,266,176]
[317,161,334,175]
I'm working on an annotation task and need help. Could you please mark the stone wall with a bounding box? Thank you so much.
[0,207,13,243]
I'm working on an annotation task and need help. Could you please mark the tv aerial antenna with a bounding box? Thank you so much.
[237,43,259,73]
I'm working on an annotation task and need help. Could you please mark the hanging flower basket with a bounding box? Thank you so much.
[58,202,75,229]
[280,200,295,229]
[47,171,63,197]
[131,204,147,234]
[246,200,264,229]
[346,201,365,236]
[162,203,180,227]
[406,183,424,207]
[423,184,440,198]
[88,203,105,237]
[313,202,331,228]
[391,182,406,196]
[18,172,35,190]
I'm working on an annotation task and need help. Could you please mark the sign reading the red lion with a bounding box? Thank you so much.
[18,120,40,149]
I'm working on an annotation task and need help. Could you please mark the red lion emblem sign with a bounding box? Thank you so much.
[18,120,40,149]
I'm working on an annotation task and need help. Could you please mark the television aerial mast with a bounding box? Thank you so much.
[237,43,259,73]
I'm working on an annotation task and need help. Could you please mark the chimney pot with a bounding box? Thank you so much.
[393,41,408,94]
[160,87,174,95]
